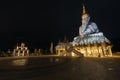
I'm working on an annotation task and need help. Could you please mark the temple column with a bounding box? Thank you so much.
[84,47,87,57]
[27,50,29,56]
[108,46,112,56]
[58,50,60,55]
[90,45,92,57]
[92,46,94,57]
[102,42,107,56]
[98,46,103,57]
[96,45,99,57]
[94,46,97,57]
[94,43,99,57]
[18,50,20,56]
[22,51,25,56]
[86,47,88,56]
[87,45,91,57]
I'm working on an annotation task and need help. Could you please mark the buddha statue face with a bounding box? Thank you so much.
[82,14,90,25]
[79,13,90,37]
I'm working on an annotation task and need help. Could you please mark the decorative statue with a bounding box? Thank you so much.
[72,4,110,46]
[79,5,99,37]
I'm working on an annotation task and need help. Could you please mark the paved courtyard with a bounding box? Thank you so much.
[0,56,120,80]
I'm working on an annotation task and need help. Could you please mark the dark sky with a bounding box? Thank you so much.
[0,0,120,51]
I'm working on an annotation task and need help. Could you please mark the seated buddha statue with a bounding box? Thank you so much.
[79,5,99,37]
[72,5,107,46]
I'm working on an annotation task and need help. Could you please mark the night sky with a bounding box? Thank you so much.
[0,0,120,52]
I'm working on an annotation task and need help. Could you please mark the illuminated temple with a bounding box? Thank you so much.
[13,43,29,56]
[56,5,112,57]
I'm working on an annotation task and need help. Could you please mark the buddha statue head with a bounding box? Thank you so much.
[81,4,90,25]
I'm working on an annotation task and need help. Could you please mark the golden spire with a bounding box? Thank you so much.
[82,4,87,15]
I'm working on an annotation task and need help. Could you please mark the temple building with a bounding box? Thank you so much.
[56,4,112,57]
[56,42,67,56]
[56,37,81,57]
[56,37,68,56]
[13,43,29,56]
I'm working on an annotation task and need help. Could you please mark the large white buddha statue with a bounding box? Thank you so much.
[72,4,110,46]
[79,5,99,37]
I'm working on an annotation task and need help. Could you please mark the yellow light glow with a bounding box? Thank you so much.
[12,59,27,66]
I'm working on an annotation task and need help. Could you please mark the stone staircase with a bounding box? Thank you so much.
[65,44,83,57]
